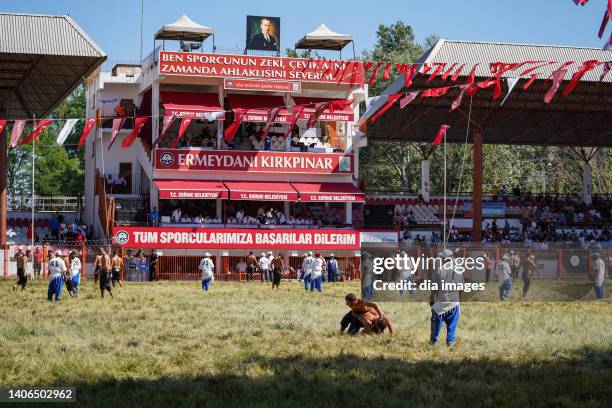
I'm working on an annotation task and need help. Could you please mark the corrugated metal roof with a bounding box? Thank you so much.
[0,13,105,57]
[422,39,612,82]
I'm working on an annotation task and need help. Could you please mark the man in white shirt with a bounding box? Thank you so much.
[259,252,271,282]
[47,250,67,302]
[199,252,215,292]
[301,252,312,290]
[310,252,325,292]
[69,251,81,295]
[236,209,245,224]
[172,207,182,223]
[593,252,608,299]
[497,255,513,300]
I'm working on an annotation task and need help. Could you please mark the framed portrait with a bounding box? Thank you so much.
[246,15,280,52]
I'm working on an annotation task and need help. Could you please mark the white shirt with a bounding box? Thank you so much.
[236,261,247,273]
[497,261,512,287]
[48,257,67,278]
[593,258,607,286]
[236,211,244,223]
[301,256,312,276]
[311,257,324,278]
[172,208,182,222]
[199,258,214,280]
[259,256,271,270]
[70,258,81,278]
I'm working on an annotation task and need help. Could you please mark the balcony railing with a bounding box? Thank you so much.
[7,196,81,212]
[114,221,357,230]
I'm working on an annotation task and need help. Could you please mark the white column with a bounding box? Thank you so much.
[421,160,431,202]
[217,86,224,149]
[284,201,290,218]
[84,79,96,226]
[150,79,160,212]
[345,202,352,225]
[582,163,592,205]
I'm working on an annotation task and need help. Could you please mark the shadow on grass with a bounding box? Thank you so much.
[63,346,611,407]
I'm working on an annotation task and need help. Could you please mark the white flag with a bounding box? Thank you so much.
[500,77,520,106]
[56,119,78,145]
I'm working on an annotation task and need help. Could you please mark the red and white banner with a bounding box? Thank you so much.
[112,227,361,250]
[159,51,364,85]
[240,110,354,123]
[224,78,301,92]
[155,149,354,174]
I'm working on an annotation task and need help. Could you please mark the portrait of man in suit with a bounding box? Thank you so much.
[246,16,280,52]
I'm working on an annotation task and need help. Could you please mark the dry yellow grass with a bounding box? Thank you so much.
[0,279,611,407]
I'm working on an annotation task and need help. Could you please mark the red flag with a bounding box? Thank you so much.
[154,114,177,146]
[369,93,401,124]
[121,116,149,148]
[421,63,432,75]
[467,63,480,84]
[382,63,392,81]
[450,64,465,82]
[169,116,193,148]
[399,91,419,109]
[364,61,373,72]
[328,99,354,113]
[20,119,52,145]
[476,78,502,101]
[9,120,26,148]
[284,105,305,139]
[368,63,381,86]
[562,60,600,96]
[224,110,243,141]
[260,106,283,139]
[396,63,406,74]
[404,64,417,89]
[450,85,470,111]
[520,61,554,76]
[307,102,330,129]
[108,118,126,150]
[421,87,450,98]
[78,118,96,149]
[441,63,458,81]
[426,63,446,83]
[523,74,538,90]
[432,125,450,145]
[0,119,7,136]
[544,69,568,103]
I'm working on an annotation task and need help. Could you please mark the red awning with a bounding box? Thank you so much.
[292,97,354,121]
[291,182,365,202]
[160,91,225,119]
[155,180,228,199]
[227,94,291,123]
[224,181,298,201]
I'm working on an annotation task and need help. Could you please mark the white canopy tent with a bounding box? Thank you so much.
[155,14,214,43]
[295,23,355,58]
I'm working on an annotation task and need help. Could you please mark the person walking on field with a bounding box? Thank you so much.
[271,253,284,289]
[111,251,123,287]
[522,252,537,299]
[33,247,43,278]
[47,250,67,302]
[429,250,463,347]
[327,254,339,283]
[497,254,513,301]
[199,252,215,292]
[246,251,258,282]
[69,251,81,295]
[593,252,608,299]
[301,252,312,291]
[511,251,521,283]
[98,248,114,299]
[13,248,28,291]
[259,252,271,282]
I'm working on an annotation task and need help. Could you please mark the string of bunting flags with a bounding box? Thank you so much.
[572,0,612,49]
[0,58,611,150]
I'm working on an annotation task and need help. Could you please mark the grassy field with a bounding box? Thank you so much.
[0,279,611,407]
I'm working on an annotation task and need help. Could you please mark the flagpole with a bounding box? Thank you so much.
[31,135,35,253]
[443,130,447,250]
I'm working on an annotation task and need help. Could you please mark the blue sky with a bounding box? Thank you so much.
[5,0,609,61]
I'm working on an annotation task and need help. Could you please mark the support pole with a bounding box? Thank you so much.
[0,120,6,249]
[582,163,592,205]
[472,130,483,242]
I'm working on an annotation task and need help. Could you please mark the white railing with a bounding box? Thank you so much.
[7,196,80,212]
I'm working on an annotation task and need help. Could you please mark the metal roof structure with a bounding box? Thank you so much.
[364,39,612,147]
[295,24,353,51]
[0,13,106,119]
[155,15,214,42]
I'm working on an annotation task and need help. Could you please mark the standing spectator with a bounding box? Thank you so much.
[510,251,521,283]
[497,255,513,301]
[59,219,67,241]
[522,253,537,299]
[12,249,27,291]
[301,252,313,290]
[246,251,258,281]
[98,248,114,299]
[483,253,493,283]
[429,249,463,347]
[47,250,67,302]
[69,251,81,295]
[199,252,215,292]
[49,215,60,241]
[33,247,42,278]
[111,251,123,287]
[125,249,137,281]
[259,252,271,282]
[310,252,325,292]
[327,254,338,283]
[138,251,148,282]
[271,253,284,289]
[150,207,160,224]
[149,250,158,281]
[593,252,608,300]
[236,259,247,277]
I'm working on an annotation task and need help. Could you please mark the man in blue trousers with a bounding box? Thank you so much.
[327,254,338,283]
[47,250,67,302]
[430,249,463,347]
[301,252,312,291]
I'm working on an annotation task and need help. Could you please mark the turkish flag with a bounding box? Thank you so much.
[523,74,538,90]
[404,64,417,88]
[441,63,458,81]
[169,116,193,148]
[260,106,283,139]
[306,102,330,129]
[433,125,450,145]
[369,93,401,124]
[121,116,149,148]
[284,105,305,139]
[20,119,52,145]
[421,87,450,98]
[426,63,446,83]
[78,118,96,148]
[467,64,480,85]
[108,117,126,150]
[224,110,243,141]
[451,64,465,82]
[368,63,381,86]
[0,120,7,136]
[544,69,568,103]
[562,60,600,96]
[154,114,176,145]
[382,63,392,81]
